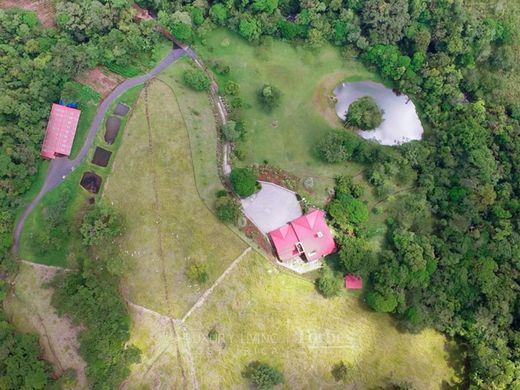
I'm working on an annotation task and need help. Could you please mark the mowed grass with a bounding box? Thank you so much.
[195,29,379,200]
[4,262,88,389]
[157,57,225,207]
[18,85,143,267]
[104,80,247,318]
[186,251,461,389]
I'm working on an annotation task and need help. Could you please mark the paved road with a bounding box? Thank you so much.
[12,48,186,255]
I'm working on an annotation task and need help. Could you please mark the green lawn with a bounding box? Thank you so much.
[157,57,225,208]
[195,29,380,202]
[186,250,462,389]
[69,82,102,159]
[18,85,143,267]
[103,79,247,318]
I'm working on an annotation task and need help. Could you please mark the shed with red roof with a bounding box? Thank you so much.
[268,209,336,262]
[40,103,81,160]
[345,275,363,289]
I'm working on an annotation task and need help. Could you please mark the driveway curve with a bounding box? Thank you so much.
[12,48,186,255]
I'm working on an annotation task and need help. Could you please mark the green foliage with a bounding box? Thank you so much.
[208,326,219,341]
[80,202,123,247]
[209,4,228,25]
[366,289,398,313]
[331,361,352,383]
[51,260,140,389]
[327,193,369,232]
[338,237,374,277]
[230,168,258,198]
[186,262,209,284]
[239,16,262,42]
[215,194,240,223]
[222,121,240,142]
[257,84,282,111]
[317,263,343,298]
[224,80,240,96]
[346,96,384,130]
[183,68,211,91]
[242,361,284,389]
[0,321,53,389]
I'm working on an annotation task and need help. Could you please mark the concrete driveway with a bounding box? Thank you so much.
[241,181,302,234]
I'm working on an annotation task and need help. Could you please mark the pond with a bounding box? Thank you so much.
[334,81,423,145]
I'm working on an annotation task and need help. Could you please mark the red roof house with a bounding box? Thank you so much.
[40,103,81,160]
[269,209,336,262]
[345,275,363,289]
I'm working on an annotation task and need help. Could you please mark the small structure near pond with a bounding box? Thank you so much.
[345,275,363,290]
[80,172,102,194]
[104,116,121,144]
[91,147,112,167]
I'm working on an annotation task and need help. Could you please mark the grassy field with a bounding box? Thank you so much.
[4,262,87,389]
[195,29,380,201]
[157,57,225,208]
[103,79,247,318]
[18,85,143,267]
[185,250,462,389]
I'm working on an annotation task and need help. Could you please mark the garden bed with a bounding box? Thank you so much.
[91,147,112,167]
[104,116,121,144]
[80,172,102,194]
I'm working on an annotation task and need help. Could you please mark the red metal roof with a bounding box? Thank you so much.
[345,275,363,289]
[269,209,336,262]
[41,103,81,159]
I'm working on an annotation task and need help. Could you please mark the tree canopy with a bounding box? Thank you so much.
[345,96,384,130]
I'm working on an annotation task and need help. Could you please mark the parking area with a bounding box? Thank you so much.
[241,181,302,234]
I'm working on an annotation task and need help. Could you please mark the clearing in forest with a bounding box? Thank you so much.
[185,250,462,389]
[104,79,247,318]
[76,66,125,99]
[4,262,88,389]
[194,29,379,198]
[0,0,55,27]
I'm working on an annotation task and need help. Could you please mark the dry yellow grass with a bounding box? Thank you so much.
[104,80,247,318]
[185,251,461,389]
[4,262,88,389]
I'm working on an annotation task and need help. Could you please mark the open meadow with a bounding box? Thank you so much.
[185,250,462,389]
[103,79,247,318]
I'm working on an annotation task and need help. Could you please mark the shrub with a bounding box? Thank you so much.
[208,327,219,340]
[230,168,258,198]
[222,121,241,142]
[215,195,240,223]
[346,96,384,130]
[242,361,284,389]
[183,68,210,91]
[257,84,281,111]
[316,130,361,163]
[327,193,369,231]
[186,262,208,284]
[224,80,240,96]
[331,361,352,382]
[317,263,343,298]
[80,202,123,247]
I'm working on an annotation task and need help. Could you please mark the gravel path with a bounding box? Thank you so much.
[12,48,185,255]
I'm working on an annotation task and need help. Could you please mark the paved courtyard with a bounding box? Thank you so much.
[241,181,302,234]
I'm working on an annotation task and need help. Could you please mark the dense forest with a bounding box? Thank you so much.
[0,2,157,387]
[1,0,519,388]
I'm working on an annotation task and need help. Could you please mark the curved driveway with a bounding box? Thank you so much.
[12,48,186,254]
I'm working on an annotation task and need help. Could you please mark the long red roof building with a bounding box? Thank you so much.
[41,103,81,159]
[269,209,336,262]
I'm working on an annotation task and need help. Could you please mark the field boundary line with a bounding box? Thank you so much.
[182,247,251,322]
[20,259,74,272]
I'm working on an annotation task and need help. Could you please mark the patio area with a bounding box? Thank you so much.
[241,181,302,234]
